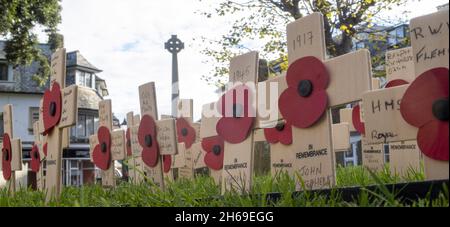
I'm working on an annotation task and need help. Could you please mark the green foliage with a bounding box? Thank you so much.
[196,0,413,86]
[0,0,62,86]
[0,166,447,207]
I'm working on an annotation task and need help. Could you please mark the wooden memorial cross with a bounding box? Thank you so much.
[156,116,178,182]
[32,121,47,191]
[406,9,448,180]
[159,114,176,181]
[332,123,351,153]
[90,100,126,187]
[42,48,79,201]
[2,104,22,193]
[256,73,296,179]
[137,82,164,189]
[362,10,449,180]
[200,102,223,185]
[385,47,416,85]
[281,13,372,190]
[175,99,198,180]
[384,48,422,177]
[128,114,147,184]
[122,112,133,183]
[219,51,259,194]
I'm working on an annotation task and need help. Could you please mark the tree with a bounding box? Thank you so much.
[0,0,62,86]
[197,0,411,86]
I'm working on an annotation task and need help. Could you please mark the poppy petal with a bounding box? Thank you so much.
[401,68,449,128]
[2,133,12,181]
[216,117,254,144]
[138,115,159,167]
[417,120,449,161]
[176,118,196,149]
[202,136,224,171]
[352,105,366,135]
[279,87,328,128]
[385,79,409,88]
[264,123,293,146]
[278,124,293,145]
[126,128,132,156]
[163,155,172,173]
[43,143,48,157]
[92,126,111,171]
[30,145,41,173]
[42,82,62,134]
[286,56,329,91]
[92,144,110,170]
[264,128,280,144]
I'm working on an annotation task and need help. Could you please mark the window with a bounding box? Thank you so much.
[356,42,366,50]
[77,71,93,88]
[28,107,40,134]
[396,27,405,39]
[388,29,398,46]
[388,27,406,47]
[70,110,99,143]
[0,63,9,81]
[66,69,76,86]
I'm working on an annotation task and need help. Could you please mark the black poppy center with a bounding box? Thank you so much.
[3,149,9,162]
[49,101,57,117]
[275,122,285,132]
[145,135,153,148]
[297,80,313,97]
[33,150,39,160]
[181,128,189,137]
[212,145,221,156]
[233,104,243,118]
[432,98,449,121]
[101,142,108,154]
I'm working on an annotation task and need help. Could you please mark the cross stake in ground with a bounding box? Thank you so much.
[42,48,79,202]
[281,13,373,190]
[90,100,126,187]
[2,104,23,194]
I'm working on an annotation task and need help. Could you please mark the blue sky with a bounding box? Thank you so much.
[55,0,448,122]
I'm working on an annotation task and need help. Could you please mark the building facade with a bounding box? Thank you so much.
[1,41,112,189]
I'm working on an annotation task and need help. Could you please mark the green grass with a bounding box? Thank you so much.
[0,165,447,207]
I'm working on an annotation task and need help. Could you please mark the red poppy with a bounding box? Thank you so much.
[30,144,41,173]
[138,115,160,167]
[400,68,449,161]
[92,126,112,171]
[2,133,12,181]
[42,82,62,134]
[279,57,330,129]
[163,155,172,173]
[43,142,48,157]
[216,85,255,144]
[176,118,196,149]
[202,136,225,171]
[352,105,366,135]
[385,79,409,88]
[264,121,293,145]
[126,128,132,156]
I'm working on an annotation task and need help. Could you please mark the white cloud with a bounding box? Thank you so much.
[56,0,447,122]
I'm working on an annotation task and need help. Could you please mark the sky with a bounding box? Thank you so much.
[55,0,448,122]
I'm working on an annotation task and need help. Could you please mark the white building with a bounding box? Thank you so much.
[1,41,113,189]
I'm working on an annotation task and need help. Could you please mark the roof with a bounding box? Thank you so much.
[66,51,102,73]
[1,41,108,95]
[0,41,51,94]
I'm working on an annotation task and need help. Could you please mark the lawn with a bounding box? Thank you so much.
[0,165,448,207]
